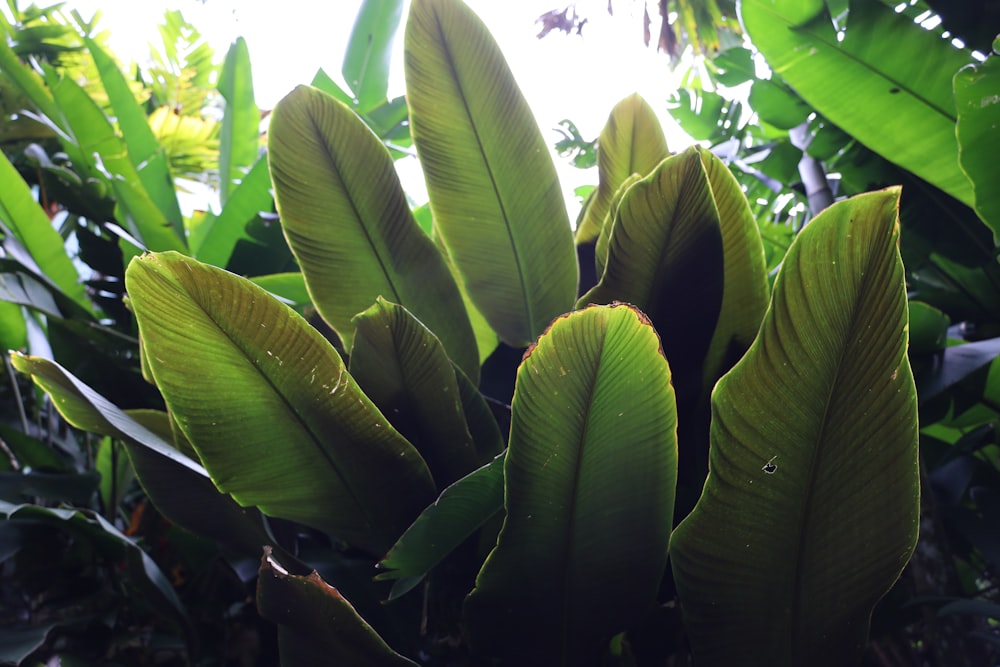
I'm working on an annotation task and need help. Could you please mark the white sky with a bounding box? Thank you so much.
[25,0,696,215]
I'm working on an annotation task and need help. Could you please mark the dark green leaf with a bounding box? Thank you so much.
[258,547,418,666]
[378,453,504,591]
[350,298,483,488]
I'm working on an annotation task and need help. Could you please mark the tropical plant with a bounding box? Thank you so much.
[4,0,924,665]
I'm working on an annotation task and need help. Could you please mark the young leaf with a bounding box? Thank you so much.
[580,147,724,432]
[405,0,578,346]
[125,251,437,555]
[218,37,260,206]
[378,453,504,591]
[350,298,483,488]
[464,304,677,663]
[576,93,670,244]
[342,0,404,110]
[269,85,480,381]
[670,188,919,667]
[189,155,269,265]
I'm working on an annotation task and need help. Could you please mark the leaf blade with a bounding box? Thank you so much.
[670,188,919,667]
[405,0,577,346]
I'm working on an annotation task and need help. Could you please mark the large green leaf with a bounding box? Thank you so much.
[575,93,670,244]
[579,147,724,427]
[258,548,418,666]
[85,37,183,226]
[740,0,975,206]
[343,0,404,111]
[268,85,479,381]
[218,37,260,206]
[464,304,677,664]
[405,0,577,346]
[954,44,1000,238]
[0,151,89,311]
[670,188,919,667]
[125,251,437,555]
[350,298,483,488]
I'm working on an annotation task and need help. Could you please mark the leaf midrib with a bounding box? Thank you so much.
[305,108,403,306]
[787,236,887,659]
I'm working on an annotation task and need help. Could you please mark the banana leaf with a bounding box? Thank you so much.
[954,46,1000,238]
[405,0,577,346]
[464,304,677,664]
[268,84,479,381]
[740,0,975,206]
[125,251,437,555]
[670,188,919,667]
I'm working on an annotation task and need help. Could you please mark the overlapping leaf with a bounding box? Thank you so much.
[464,304,677,663]
[580,147,724,420]
[405,0,577,346]
[740,0,975,206]
[576,93,670,244]
[954,45,1000,238]
[350,298,483,488]
[125,251,437,555]
[269,84,479,380]
[670,188,919,666]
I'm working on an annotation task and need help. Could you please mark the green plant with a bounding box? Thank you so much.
[7,0,921,664]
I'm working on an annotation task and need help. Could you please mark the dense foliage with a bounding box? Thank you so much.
[0,0,996,665]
